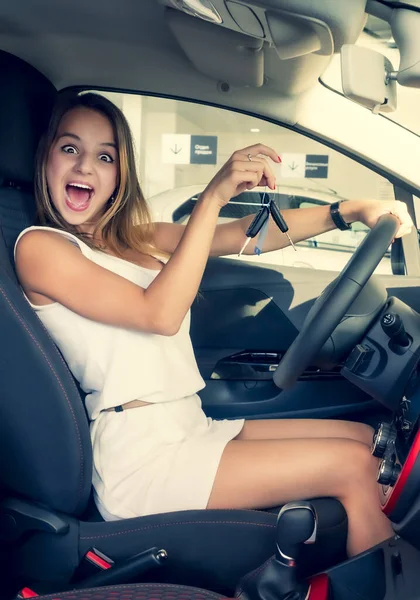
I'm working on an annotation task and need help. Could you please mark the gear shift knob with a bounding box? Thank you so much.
[276,501,317,565]
[237,502,318,600]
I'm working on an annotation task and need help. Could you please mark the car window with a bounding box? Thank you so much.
[174,191,285,222]
[94,91,400,275]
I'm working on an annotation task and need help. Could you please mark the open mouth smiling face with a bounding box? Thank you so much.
[47,107,118,227]
[64,182,95,212]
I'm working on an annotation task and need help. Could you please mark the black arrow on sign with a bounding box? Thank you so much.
[171,144,182,154]
[289,161,298,170]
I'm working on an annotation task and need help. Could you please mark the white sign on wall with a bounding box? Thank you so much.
[162,134,191,164]
[162,134,218,165]
[279,154,329,178]
[279,153,306,178]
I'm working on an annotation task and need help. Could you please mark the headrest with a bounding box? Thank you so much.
[0,51,57,185]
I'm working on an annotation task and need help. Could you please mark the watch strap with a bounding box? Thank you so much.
[330,201,352,231]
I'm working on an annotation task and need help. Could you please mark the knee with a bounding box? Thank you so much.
[356,422,375,447]
[343,440,378,485]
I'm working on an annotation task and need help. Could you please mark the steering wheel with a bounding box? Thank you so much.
[273,213,400,390]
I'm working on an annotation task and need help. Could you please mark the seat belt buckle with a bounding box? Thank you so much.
[72,546,167,589]
[15,588,39,599]
[85,548,114,571]
[72,547,114,583]
[13,549,114,599]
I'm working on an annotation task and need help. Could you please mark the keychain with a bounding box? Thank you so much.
[237,189,297,256]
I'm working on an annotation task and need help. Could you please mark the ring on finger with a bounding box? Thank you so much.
[247,153,253,162]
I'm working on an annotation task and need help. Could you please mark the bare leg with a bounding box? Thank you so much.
[207,438,393,557]
[236,418,374,447]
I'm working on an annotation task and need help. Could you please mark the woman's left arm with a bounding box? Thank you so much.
[207,198,413,257]
[153,199,413,257]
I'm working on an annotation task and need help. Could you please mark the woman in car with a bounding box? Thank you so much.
[14,92,412,558]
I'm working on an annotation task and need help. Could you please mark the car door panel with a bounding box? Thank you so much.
[192,257,418,420]
[198,377,378,420]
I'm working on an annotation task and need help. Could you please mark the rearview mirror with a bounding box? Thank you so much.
[340,44,397,113]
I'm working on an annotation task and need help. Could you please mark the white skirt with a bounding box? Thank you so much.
[90,394,245,520]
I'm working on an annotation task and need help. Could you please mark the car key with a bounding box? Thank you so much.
[270,200,297,251]
[238,205,270,256]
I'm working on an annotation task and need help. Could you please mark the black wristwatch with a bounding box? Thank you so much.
[330,201,352,231]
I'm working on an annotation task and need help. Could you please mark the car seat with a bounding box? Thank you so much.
[0,50,347,596]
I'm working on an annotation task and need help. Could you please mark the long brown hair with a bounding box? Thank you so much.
[35,92,158,256]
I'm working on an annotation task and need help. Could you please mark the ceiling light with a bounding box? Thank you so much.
[174,0,222,24]
[250,128,260,133]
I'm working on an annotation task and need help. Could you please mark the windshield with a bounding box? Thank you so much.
[321,14,420,136]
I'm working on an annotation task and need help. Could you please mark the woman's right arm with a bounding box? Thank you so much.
[16,144,278,336]
[15,200,218,336]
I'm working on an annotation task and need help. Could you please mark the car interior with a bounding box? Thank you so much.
[0,1,419,600]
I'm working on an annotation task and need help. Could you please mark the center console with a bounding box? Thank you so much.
[342,296,420,412]
[376,422,420,520]
[340,295,420,547]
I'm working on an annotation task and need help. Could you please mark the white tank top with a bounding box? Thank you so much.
[14,226,205,420]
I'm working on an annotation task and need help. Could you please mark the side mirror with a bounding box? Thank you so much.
[340,44,397,113]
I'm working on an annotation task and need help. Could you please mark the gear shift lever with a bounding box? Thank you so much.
[237,502,317,600]
[276,502,317,566]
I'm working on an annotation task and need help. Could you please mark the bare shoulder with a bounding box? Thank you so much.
[15,229,84,284]
[16,229,79,262]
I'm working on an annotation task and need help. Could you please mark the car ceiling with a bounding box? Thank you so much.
[0,0,389,125]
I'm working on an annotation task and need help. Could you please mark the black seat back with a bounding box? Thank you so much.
[0,51,93,517]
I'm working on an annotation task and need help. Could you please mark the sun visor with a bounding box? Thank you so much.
[166,8,264,87]
[265,10,333,60]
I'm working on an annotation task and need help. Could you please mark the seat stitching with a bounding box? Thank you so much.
[80,515,347,541]
[0,285,85,510]
[37,583,227,599]
[80,520,276,540]
[13,284,85,401]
